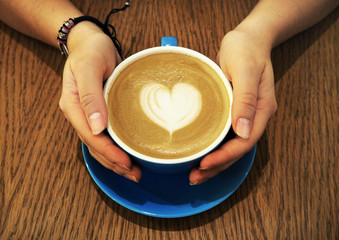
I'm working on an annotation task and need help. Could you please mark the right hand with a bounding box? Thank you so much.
[59,22,141,182]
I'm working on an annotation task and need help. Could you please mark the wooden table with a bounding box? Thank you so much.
[1,0,338,239]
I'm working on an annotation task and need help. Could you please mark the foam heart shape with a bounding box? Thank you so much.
[140,82,202,136]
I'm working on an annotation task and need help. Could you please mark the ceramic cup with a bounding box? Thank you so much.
[103,37,233,174]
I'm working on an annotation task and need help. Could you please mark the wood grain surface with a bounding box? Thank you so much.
[0,0,338,239]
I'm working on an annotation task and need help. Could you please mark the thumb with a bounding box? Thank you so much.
[230,64,261,139]
[73,60,109,135]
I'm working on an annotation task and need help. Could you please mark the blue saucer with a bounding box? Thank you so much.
[82,143,256,218]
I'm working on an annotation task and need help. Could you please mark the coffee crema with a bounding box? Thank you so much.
[107,52,230,159]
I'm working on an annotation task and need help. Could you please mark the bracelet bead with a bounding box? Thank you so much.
[57,18,76,57]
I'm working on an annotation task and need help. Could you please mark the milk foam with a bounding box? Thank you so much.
[107,52,229,159]
[140,82,202,137]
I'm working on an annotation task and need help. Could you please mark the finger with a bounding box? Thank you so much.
[191,90,275,184]
[123,165,142,183]
[200,136,253,170]
[188,138,247,185]
[189,157,237,185]
[200,95,273,170]
[77,114,132,169]
[69,57,109,135]
[60,72,131,170]
[88,148,127,174]
[89,147,142,182]
[229,61,263,140]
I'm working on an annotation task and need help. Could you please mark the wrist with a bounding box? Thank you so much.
[228,24,274,55]
[66,21,105,53]
[57,10,129,59]
[234,20,276,52]
[65,20,121,72]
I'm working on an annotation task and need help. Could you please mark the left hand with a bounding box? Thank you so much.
[189,29,277,185]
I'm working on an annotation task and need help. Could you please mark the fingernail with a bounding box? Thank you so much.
[124,174,139,183]
[236,118,251,139]
[189,181,199,186]
[89,112,105,135]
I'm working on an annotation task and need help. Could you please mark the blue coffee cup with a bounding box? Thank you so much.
[104,37,233,174]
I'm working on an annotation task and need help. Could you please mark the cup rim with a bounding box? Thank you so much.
[104,46,233,165]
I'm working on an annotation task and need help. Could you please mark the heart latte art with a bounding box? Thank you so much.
[140,83,202,137]
[107,53,230,159]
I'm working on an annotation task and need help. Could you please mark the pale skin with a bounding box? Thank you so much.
[1,0,337,184]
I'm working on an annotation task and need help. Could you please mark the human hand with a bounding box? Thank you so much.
[189,28,277,185]
[59,22,141,182]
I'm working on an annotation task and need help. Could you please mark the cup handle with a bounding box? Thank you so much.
[161,36,178,46]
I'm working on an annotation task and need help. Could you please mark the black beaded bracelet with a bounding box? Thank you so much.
[57,1,129,58]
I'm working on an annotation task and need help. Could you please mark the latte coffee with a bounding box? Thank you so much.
[106,51,230,159]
